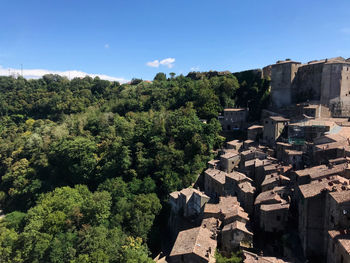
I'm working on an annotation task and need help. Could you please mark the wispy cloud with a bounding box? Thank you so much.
[0,65,128,83]
[146,58,175,68]
[104,43,110,49]
[340,27,350,35]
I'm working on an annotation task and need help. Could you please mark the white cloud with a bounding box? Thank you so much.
[160,58,175,68]
[0,65,128,83]
[190,66,200,71]
[146,57,175,68]
[104,43,110,49]
[146,60,160,68]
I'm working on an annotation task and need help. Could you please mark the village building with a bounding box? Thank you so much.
[263,116,289,147]
[296,176,350,259]
[221,221,253,252]
[327,230,350,263]
[254,187,291,230]
[259,202,290,233]
[243,139,258,150]
[282,149,303,170]
[226,140,243,151]
[225,171,253,197]
[247,125,264,141]
[220,150,240,173]
[243,251,292,263]
[292,163,347,185]
[169,188,210,218]
[236,181,256,215]
[203,196,249,225]
[219,108,248,131]
[207,159,220,169]
[204,168,227,198]
[169,226,217,263]
[275,142,293,160]
[261,174,290,192]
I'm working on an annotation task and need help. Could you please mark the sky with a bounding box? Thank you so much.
[0,0,350,82]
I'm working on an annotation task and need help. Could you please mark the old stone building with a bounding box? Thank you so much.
[327,230,350,263]
[204,168,227,198]
[169,188,210,218]
[220,150,240,173]
[263,116,289,147]
[169,226,217,263]
[269,57,350,117]
[219,108,247,131]
[247,125,264,141]
[296,176,350,260]
[221,221,253,252]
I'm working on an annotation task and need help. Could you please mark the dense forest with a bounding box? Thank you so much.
[0,71,270,262]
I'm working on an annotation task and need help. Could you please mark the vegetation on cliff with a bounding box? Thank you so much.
[0,71,269,262]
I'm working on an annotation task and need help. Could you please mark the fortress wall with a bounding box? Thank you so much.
[270,62,300,108]
[292,63,324,103]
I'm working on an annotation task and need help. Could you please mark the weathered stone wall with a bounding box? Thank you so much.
[292,62,324,103]
[270,62,300,108]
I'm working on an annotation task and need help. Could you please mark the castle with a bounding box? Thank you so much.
[266,57,350,117]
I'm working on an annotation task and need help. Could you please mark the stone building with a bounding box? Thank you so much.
[254,187,291,230]
[247,125,264,141]
[259,202,290,233]
[270,59,301,109]
[226,140,242,151]
[243,251,291,263]
[219,108,247,131]
[327,230,350,263]
[263,116,289,147]
[169,226,217,263]
[220,150,240,173]
[282,149,303,170]
[296,176,350,260]
[225,171,253,197]
[221,221,253,252]
[204,168,227,198]
[292,164,347,185]
[203,196,249,225]
[169,188,210,218]
[269,57,350,117]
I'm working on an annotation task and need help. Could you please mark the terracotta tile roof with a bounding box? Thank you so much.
[243,251,291,263]
[269,116,289,122]
[238,181,256,194]
[298,176,350,199]
[329,190,350,204]
[205,168,227,184]
[248,125,263,130]
[226,171,252,183]
[169,226,217,260]
[224,108,246,112]
[222,220,253,235]
[260,202,290,212]
[328,230,350,254]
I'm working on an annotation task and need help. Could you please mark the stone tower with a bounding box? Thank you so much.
[270,59,301,109]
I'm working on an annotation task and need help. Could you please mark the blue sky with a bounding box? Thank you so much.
[0,0,350,82]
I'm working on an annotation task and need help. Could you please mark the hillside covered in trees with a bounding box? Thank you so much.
[0,71,270,262]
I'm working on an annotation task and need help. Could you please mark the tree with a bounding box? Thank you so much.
[153,73,167,81]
